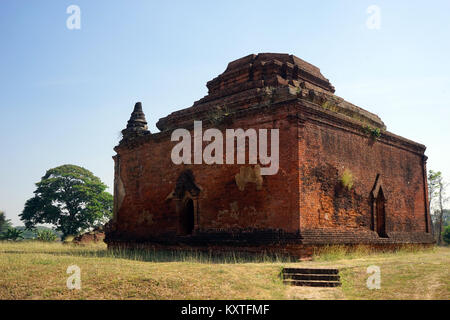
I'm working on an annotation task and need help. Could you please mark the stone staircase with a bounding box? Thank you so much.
[282,268,341,287]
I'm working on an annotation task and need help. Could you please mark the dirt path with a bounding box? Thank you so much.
[286,286,346,300]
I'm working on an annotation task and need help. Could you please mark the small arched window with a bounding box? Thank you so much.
[371,174,388,238]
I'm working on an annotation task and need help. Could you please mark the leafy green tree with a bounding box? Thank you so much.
[443,226,450,245]
[20,165,113,239]
[1,228,24,241]
[0,211,13,234]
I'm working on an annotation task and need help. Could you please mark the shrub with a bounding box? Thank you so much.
[35,229,58,242]
[363,125,381,139]
[341,169,354,190]
[0,228,24,241]
[207,106,231,125]
[443,226,450,245]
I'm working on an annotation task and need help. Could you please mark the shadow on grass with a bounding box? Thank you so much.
[1,245,298,264]
[312,244,436,262]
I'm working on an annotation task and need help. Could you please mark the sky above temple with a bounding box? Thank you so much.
[1,0,449,226]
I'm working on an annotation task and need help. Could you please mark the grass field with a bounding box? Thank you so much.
[0,241,448,300]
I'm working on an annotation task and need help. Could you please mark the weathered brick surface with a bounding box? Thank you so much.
[108,109,299,240]
[297,101,433,244]
[105,53,434,256]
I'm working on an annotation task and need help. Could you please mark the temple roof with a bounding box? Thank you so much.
[207,53,335,95]
[153,53,385,131]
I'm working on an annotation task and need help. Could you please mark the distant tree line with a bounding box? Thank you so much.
[0,211,61,241]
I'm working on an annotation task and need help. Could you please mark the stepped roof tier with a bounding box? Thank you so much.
[156,53,386,132]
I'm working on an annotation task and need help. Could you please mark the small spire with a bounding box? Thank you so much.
[121,102,150,138]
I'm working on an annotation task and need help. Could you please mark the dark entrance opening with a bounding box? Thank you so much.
[180,198,195,235]
[376,188,387,237]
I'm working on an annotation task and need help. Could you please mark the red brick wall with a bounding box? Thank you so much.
[114,107,300,240]
[110,101,432,246]
[298,114,428,235]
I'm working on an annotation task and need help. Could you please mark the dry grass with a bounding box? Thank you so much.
[0,241,287,300]
[0,241,448,300]
[288,245,450,300]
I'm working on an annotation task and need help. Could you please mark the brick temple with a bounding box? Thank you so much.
[105,53,434,255]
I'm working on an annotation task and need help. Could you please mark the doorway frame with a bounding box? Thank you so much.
[371,174,388,238]
[175,194,199,236]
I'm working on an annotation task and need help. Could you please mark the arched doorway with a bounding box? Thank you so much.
[173,170,201,236]
[371,174,388,238]
[376,188,387,237]
[180,198,195,235]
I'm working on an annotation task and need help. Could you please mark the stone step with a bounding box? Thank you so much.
[282,267,342,287]
[283,280,342,287]
[283,274,340,281]
[282,268,339,275]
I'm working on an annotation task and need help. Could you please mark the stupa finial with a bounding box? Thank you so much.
[121,102,150,138]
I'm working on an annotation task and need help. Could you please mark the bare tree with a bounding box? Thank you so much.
[428,170,448,245]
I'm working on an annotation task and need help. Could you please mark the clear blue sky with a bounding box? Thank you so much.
[1,1,449,226]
